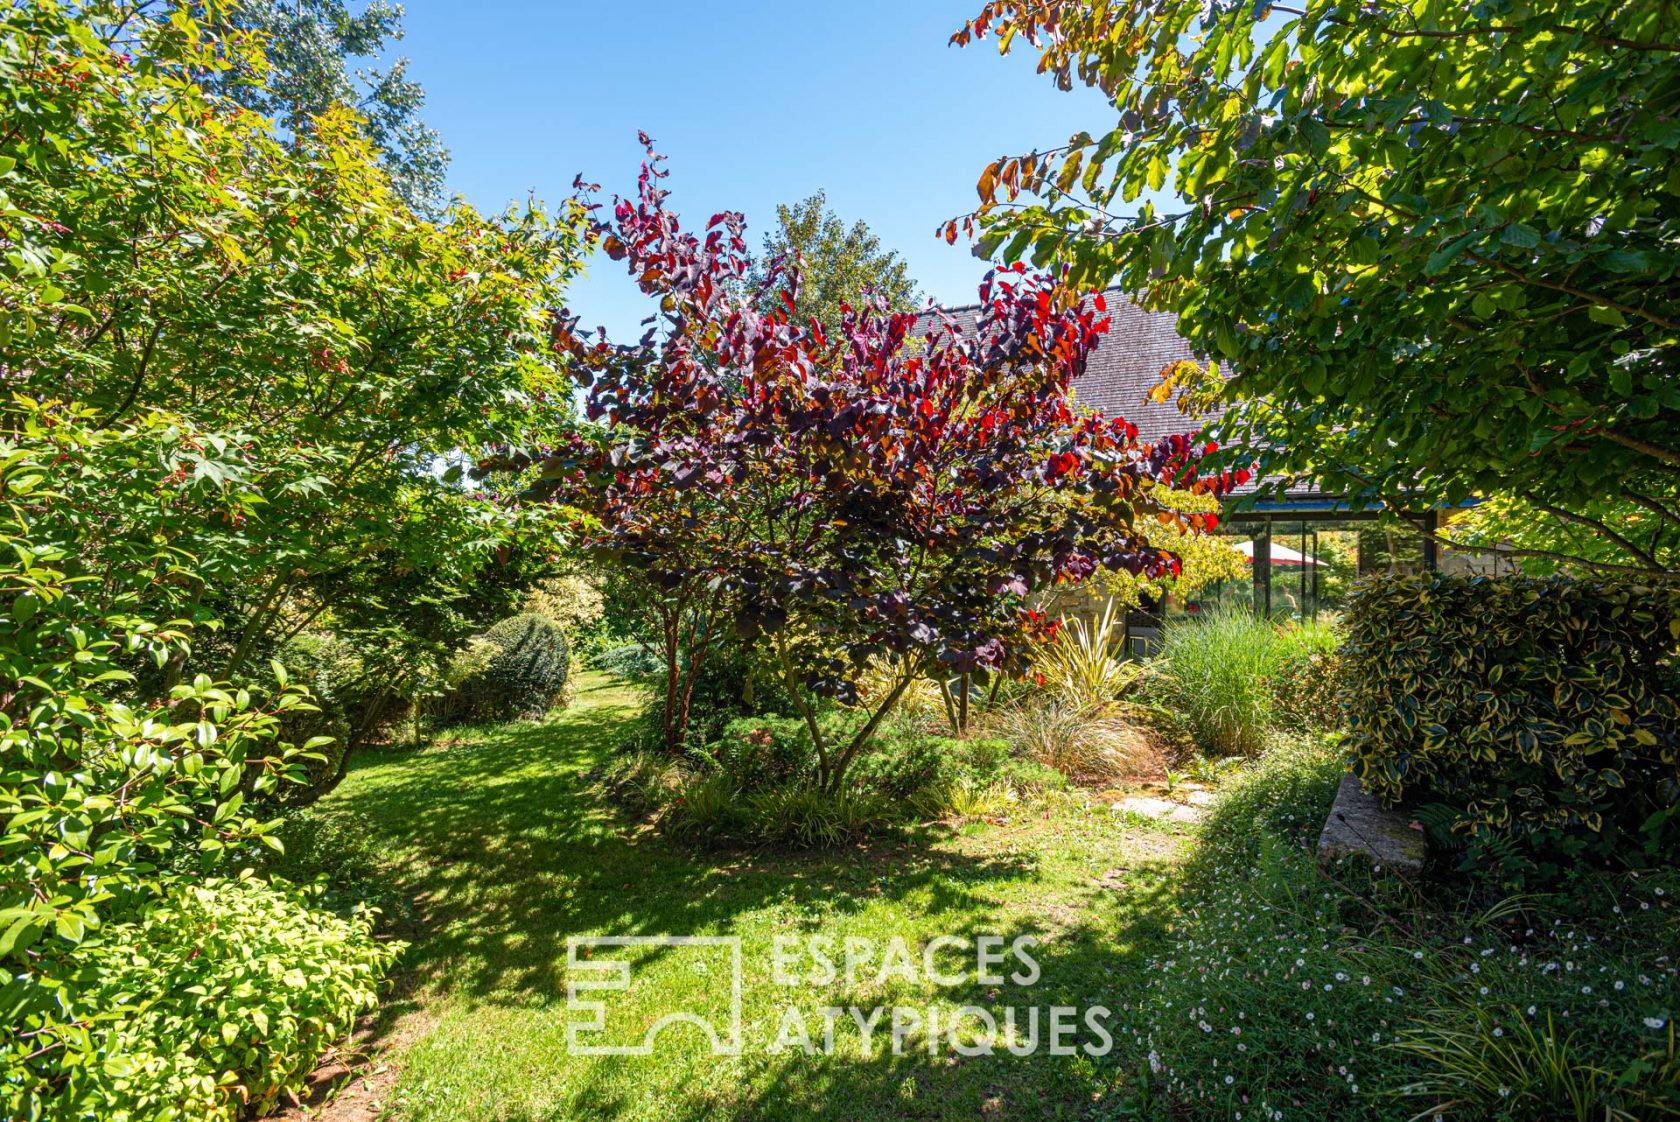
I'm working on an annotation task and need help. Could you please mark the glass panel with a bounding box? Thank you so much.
[1358,521,1428,576]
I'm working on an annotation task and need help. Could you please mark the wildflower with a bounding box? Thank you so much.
[1646,1017,1668,1030]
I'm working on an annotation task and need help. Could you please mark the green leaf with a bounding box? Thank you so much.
[0,915,45,957]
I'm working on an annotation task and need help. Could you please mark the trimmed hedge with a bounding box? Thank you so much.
[446,613,571,723]
[1342,572,1680,863]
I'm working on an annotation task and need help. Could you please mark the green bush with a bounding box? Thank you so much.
[593,642,661,681]
[0,877,401,1122]
[659,774,748,843]
[847,729,972,798]
[633,640,801,752]
[0,403,326,987]
[1135,736,1680,1122]
[446,613,572,723]
[1267,619,1344,731]
[706,715,818,792]
[273,633,373,795]
[1197,732,1346,861]
[1342,573,1680,867]
[259,806,405,918]
[1149,603,1285,756]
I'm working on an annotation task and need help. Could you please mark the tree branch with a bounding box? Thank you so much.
[1623,488,1680,532]
[1526,496,1664,571]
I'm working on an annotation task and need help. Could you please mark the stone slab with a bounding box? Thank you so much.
[1316,773,1426,874]
[1111,796,1202,825]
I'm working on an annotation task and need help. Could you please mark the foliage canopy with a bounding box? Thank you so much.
[954,0,1680,572]
[502,143,1230,786]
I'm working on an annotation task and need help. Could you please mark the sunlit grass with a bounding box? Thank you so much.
[325,673,1192,1121]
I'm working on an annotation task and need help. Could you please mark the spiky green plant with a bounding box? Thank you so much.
[1392,1008,1646,1122]
[1035,598,1146,707]
[1151,603,1285,756]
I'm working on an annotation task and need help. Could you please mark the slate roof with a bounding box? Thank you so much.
[918,289,1367,513]
[916,288,1219,446]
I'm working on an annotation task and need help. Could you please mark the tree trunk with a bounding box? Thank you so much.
[293,687,393,805]
[826,671,917,794]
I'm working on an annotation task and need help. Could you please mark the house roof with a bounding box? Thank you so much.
[918,289,1379,517]
[916,287,1220,446]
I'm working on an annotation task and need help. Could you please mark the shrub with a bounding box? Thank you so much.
[273,633,376,796]
[742,784,893,848]
[997,697,1159,781]
[521,573,605,636]
[1342,573,1680,867]
[1034,598,1144,707]
[707,715,817,792]
[0,403,325,989]
[446,613,572,723]
[847,728,960,798]
[633,641,800,753]
[660,773,747,844]
[593,642,661,681]
[1147,604,1284,756]
[0,877,401,1122]
[259,806,404,918]
[1196,732,1345,860]
[1135,737,1680,1122]
[1266,619,1344,731]
[602,750,692,816]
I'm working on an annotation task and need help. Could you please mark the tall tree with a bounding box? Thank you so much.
[501,145,1231,779]
[748,191,920,339]
[951,0,1680,573]
[1,0,594,786]
[210,0,450,215]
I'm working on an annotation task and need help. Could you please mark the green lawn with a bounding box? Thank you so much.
[317,673,1197,1121]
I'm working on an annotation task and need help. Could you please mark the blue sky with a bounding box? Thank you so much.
[395,0,1112,337]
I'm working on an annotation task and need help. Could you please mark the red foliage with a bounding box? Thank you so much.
[516,144,1227,760]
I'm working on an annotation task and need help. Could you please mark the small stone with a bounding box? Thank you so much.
[1112,796,1202,824]
[1316,773,1425,874]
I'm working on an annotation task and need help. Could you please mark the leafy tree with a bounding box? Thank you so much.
[0,400,323,973]
[951,0,1680,573]
[747,190,920,339]
[208,0,451,215]
[1,0,593,776]
[1085,489,1246,612]
[505,145,1230,788]
[1447,494,1680,573]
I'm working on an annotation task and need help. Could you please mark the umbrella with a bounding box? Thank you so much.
[1232,539,1320,567]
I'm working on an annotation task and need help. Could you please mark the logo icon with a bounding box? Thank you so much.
[566,936,744,1056]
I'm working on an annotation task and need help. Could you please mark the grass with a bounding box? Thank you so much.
[302,673,1680,1121]
[314,673,1196,1120]
[1150,605,1296,756]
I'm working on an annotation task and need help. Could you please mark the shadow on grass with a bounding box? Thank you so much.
[335,679,1046,995]
[322,675,1191,1120]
